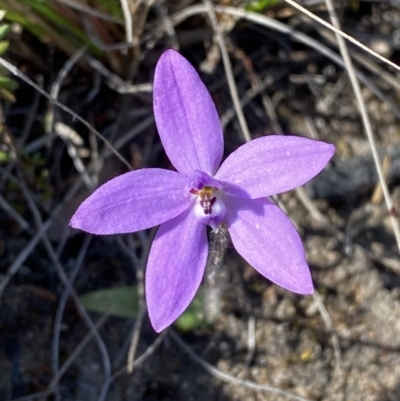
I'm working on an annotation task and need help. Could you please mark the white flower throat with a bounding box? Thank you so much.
[189,172,226,230]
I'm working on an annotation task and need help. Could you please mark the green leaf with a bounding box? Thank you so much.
[0,24,10,40]
[80,286,138,318]
[1,11,47,38]
[0,40,9,54]
[18,0,87,41]
[245,0,282,12]
[0,75,18,90]
[175,293,208,331]
[94,0,123,17]
[0,150,9,162]
[0,87,15,102]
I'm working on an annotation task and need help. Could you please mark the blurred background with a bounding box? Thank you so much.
[1,1,400,400]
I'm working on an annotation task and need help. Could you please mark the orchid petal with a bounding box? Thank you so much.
[153,49,224,176]
[216,136,335,198]
[225,196,313,294]
[190,169,222,191]
[146,208,208,332]
[70,169,190,235]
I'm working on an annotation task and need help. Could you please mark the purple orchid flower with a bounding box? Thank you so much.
[70,49,335,332]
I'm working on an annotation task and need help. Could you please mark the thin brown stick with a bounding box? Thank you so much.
[51,236,92,401]
[53,0,123,24]
[0,57,131,170]
[284,0,400,73]
[0,178,82,299]
[120,0,133,43]
[170,5,400,119]
[126,234,150,373]
[170,329,313,401]
[320,0,400,253]
[0,194,30,231]
[48,313,109,389]
[10,389,58,401]
[203,0,251,142]
[5,135,112,396]
[96,331,167,401]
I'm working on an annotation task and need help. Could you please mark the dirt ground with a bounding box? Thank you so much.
[2,1,400,400]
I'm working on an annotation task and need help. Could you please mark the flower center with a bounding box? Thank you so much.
[190,186,216,215]
[189,170,226,230]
